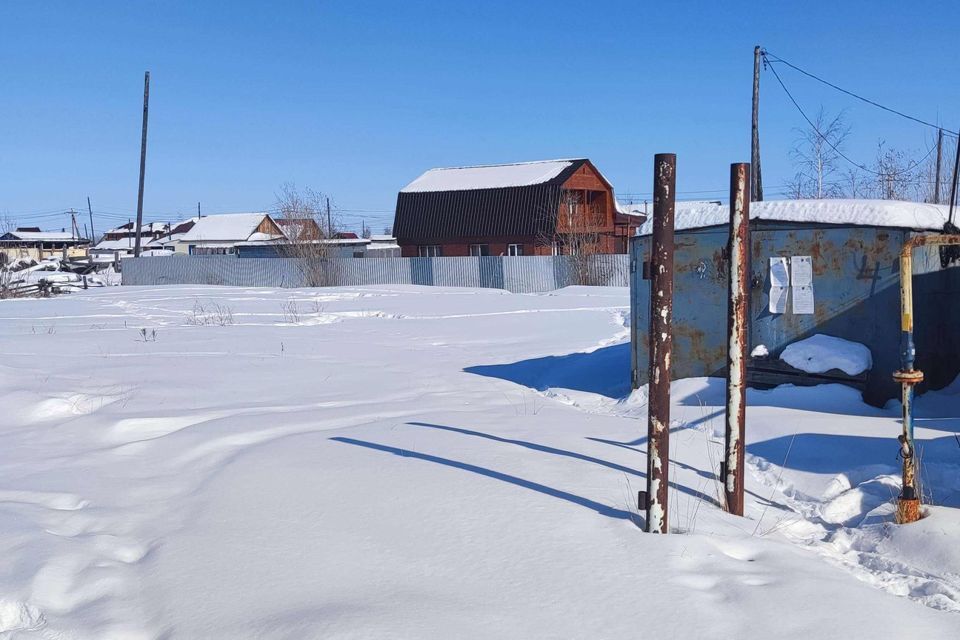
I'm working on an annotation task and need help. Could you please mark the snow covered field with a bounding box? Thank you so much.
[0,284,958,638]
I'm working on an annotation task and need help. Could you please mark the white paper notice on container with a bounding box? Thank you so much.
[793,285,815,314]
[769,257,790,287]
[791,256,813,286]
[769,286,788,314]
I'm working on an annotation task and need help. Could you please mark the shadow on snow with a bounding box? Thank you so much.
[464,343,632,399]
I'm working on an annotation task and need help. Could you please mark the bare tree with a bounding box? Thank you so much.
[872,141,920,201]
[783,173,807,200]
[843,167,866,199]
[274,183,337,286]
[0,213,15,236]
[547,190,614,286]
[786,107,850,199]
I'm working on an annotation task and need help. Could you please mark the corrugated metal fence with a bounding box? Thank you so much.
[121,255,629,293]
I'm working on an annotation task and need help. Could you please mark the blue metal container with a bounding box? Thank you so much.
[630,222,960,404]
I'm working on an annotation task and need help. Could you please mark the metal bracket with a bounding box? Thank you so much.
[637,490,648,510]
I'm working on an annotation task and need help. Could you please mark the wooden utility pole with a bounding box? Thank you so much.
[949,129,960,228]
[133,71,150,258]
[645,153,677,534]
[751,46,764,202]
[198,202,202,219]
[934,129,944,204]
[724,163,751,516]
[87,197,96,242]
[326,197,332,238]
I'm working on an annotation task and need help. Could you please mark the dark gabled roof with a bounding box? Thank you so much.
[393,159,593,243]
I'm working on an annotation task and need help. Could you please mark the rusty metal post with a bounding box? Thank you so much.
[724,163,750,516]
[894,234,960,523]
[645,153,676,534]
[895,245,922,523]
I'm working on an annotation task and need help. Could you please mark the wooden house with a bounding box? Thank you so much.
[393,159,643,257]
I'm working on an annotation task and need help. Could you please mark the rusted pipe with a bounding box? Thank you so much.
[724,163,751,516]
[894,234,960,523]
[646,153,676,534]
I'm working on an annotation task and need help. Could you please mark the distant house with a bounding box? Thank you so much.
[89,218,199,262]
[180,213,286,255]
[275,218,323,242]
[393,158,643,258]
[0,228,89,264]
[367,235,401,258]
[100,221,169,244]
[143,218,199,253]
[237,236,369,258]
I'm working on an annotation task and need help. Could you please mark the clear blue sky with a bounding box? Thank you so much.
[1,1,957,235]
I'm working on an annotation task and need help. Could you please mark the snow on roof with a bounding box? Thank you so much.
[93,239,137,251]
[246,232,285,242]
[180,213,271,242]
[1,230,85,242]
[400,159,580,193]
[616,201,648,217]
[145,219,199,247]
[145,232,188,247]
[104,222,169,235]
[637,199,953,234]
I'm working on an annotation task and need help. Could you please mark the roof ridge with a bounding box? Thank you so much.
[425,158,584,171]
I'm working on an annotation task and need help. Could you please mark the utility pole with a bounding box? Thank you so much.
[949,129,960,228]
[724,163,750,516]
[69,210,79,239]
[133,71,150,258]
[751,46,764,202]
[644,153,677,534]
[934,129,944,204]
[198,201,202,219]
[326,197,332,238]
[87,197,96,242]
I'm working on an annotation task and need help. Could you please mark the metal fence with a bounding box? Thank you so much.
[121,255,630,293]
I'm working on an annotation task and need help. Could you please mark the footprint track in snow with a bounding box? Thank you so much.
[748,455,960,613]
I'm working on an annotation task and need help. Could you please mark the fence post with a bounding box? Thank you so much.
[645,153,676,533]
[724,163,751,516]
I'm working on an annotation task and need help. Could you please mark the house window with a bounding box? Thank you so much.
[418,245,441,257]
[507,244,524,256]
[469,244,490,257]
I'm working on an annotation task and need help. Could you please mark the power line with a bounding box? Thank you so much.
[765,58,886,177]
[763,50,957,137]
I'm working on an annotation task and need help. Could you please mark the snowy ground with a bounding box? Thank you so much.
[0,284,958,639]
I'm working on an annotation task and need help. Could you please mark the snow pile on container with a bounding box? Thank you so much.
[780,334,873,375]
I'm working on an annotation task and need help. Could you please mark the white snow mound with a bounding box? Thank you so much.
[780,334,873,376]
